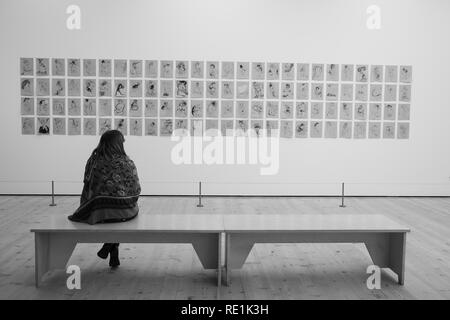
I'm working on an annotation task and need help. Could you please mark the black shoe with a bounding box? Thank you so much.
[97,244,113,259]
[109,245,120,268]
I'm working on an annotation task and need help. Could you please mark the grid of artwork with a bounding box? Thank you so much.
[19,58,412,139]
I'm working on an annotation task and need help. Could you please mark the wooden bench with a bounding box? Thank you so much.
[31,213,410,289]
[31,214,224,287]
[223,214,410,286]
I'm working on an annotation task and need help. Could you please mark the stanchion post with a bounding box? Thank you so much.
[197,181,204,208]
[49,180,57,207]
[339,182,346,208]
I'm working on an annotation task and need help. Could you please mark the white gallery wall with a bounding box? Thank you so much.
[0,0,450,196]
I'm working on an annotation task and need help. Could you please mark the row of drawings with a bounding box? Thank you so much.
[20,78,412,102]
[20,98,410,121]
[21,117,410,139]
[19,58,412,139]
[20,58,413,82]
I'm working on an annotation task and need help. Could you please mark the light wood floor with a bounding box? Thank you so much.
[0,196,449,300]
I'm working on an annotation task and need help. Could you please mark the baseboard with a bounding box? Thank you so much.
[0,193,449,198]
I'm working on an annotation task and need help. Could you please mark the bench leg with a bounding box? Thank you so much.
[35,233,49,287]
[191,233,220,270]
[191,233,222,296]
[217,233,223,299]
[389,233,406,285]
[364,233,406,285]
[35,232,77,287]
[224,233,230,286]
[224,234,254,286]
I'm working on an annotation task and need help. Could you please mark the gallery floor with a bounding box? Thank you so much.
[0,196,449,300]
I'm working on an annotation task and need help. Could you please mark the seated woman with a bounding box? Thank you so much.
[68,130,141,267]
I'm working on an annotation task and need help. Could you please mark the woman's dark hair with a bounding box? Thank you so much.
[91,130,126,159]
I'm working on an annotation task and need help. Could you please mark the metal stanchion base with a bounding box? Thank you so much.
[197,204,204,208]
[339,205,346,208]
[49,203,57,207]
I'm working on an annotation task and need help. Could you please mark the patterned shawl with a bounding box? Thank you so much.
[68,153,141,224]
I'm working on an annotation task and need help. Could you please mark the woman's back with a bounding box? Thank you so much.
[69,130,141,225]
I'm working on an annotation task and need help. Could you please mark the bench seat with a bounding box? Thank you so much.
[223,214,410,285]
[31,214,224,287]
